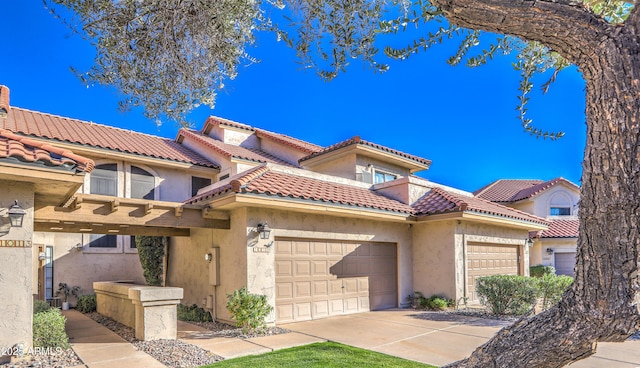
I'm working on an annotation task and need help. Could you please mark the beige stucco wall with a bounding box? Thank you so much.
[306,154,357,180]
[0,181,34,351]
[167,208,248,322]
[530,184,580,218]
[412,221,457,300]
[33,232,145,301]
[259,139,308,167]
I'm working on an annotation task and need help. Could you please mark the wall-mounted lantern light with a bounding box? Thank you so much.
[256,223,271,239]
[7,200,26,228]
[525,238,534,247]
[205,253,213,262]
[38,252,46,261]
[546,248,554,255]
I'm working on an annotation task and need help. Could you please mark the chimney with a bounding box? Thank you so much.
[0,85,9,117]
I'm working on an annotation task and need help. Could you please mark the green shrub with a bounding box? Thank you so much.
[76,294,97,313]
[476,275,539,315]
[530,265,556,278]
[33,309,70,349]
[33,300,52,314]
[536,274,573,310]
[226,287,273,334]
[425,296,449,311]
[177,304,213,322]
[136,236,165,286]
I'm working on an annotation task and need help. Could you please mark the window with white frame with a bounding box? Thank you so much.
[90,164,118,196]
[549,207,571,216]
[374,170,397,184]
[548,191,574,216]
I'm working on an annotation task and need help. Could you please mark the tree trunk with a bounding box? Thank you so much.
[429,1,640,367]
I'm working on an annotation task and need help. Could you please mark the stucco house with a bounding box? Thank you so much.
[474,178,580,276]
[0,85,548,351]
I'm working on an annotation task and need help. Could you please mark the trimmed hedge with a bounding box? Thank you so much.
[136,236,165,286]
[178,304,213,322]
[33,300,52,314]
[76,294,97,313]
[227,287,273,334]
[33,309,70,349]
[476,275,539,315]
[530,265,556,278]
[537,274,574,310]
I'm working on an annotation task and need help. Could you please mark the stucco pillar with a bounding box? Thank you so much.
[0,182,34,361]
[129,286,183,340]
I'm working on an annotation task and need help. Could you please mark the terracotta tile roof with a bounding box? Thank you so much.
[531,219,579,238]
[255,129,323,154]
[179,129,298,167]
[185,165,414,214]
[413,187,548,225]
[0,129,94,173]
[1,107,218,168]
[474,178,580,202]
[299,136,432,167]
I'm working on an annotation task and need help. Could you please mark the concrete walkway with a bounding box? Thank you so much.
[64,309,640,367]
[281,309,640,367]
[63,310,165,368]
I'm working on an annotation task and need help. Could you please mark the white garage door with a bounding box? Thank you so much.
[467,243,520,302]
[554,252,576,277]
[275,239,397,323]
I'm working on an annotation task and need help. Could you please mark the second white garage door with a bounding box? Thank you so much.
[275,239,397,323]
[554,252,576,277]
[467,243,520,302]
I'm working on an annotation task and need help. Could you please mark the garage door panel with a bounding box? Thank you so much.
[312,242,327,255]
[295,261,311,276]
[275,261,293,277]
[276,239,397,323]
[313,301,329,318]
[275,240,292,254]
[313,281,328,297]
[295,282,311,298]
[276,304,294,322]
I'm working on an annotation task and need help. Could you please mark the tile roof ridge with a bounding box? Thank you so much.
[11,106,174,141]
[204,116,255,132]
[0,129,95,172]
[230,165,271,192]
[429,187,468,211]
[254,129,323,154]
[178,129,233,158]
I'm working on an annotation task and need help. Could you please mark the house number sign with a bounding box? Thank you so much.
[0,240,32,248]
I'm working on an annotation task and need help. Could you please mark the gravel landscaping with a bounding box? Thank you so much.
[86,312,290,367]
[0,348,83,368]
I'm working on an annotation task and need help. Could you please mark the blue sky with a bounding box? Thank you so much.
[1,2,586,192]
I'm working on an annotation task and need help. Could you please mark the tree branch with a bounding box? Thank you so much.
[430,0,614,66]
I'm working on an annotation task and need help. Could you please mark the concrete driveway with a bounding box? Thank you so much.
[280,309,640,367]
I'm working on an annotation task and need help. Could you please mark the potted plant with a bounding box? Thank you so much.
[56,282,80,310]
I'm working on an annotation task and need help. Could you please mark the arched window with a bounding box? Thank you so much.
[90,164,117,196]
[548,192,572,216]
[131,166,155,200]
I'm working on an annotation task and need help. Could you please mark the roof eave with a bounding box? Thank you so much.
[417,210,548,230]
[300,144,430,173]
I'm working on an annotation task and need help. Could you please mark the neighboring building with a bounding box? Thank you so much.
[0,85,548,350]
[475,178,580,276]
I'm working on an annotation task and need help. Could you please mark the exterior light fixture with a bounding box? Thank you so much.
[256,223,271,239]
[205,253,212,262]
[546,248,554,255]
[525,238,534,247]
[7,200,26,228]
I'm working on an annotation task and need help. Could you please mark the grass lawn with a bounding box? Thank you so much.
[200,342,436,367]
